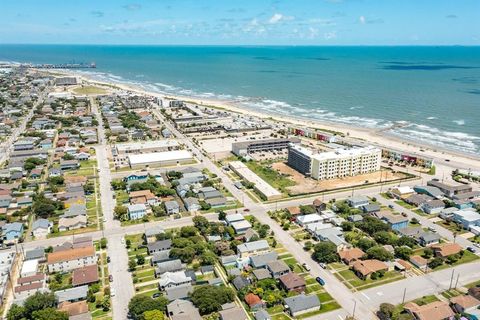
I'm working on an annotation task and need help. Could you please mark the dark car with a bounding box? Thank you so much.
[107,256,111,263]
[316,277,325,286]
[109,275,113,282]
[467,247,476,253]
[152,293,161,299]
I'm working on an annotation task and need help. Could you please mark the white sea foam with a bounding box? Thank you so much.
[427,116,437,120]
[453,119,465,125]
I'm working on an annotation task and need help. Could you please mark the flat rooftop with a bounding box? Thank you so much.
[229,161,281,199]
[290,144,381,161]
[115,139,179,152]
[128,150,193,165]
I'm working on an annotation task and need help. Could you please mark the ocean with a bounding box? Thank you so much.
[1,45,479,154]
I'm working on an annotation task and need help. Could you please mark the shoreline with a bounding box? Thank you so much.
[44,68,480,170]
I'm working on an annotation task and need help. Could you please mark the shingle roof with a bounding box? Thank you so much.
[284,294,320,313]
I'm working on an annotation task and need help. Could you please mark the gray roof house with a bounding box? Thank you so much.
[232,276,250,290]
[266,260,290,278]
[164,200,180,214]
[284,294,321,317]
[25,247,45,261]
[147,239,172,254]
[250,251,278,268]
[165,283,193,301]
[151,250,172,265]
[255,309,272,320]
[253,268,272,280]
[55,285,89,303]
[415,232,441,247]
[167,299,202,320]
[155,259,184,277]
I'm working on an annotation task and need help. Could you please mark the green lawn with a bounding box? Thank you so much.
[337,269,404,290]
[245,161,295,194]
[395,200,416,210]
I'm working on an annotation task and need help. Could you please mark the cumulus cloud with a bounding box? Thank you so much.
[359,15,366,24]
[268,13,294,24]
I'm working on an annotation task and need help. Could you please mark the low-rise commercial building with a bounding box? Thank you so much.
[127,150,193,169]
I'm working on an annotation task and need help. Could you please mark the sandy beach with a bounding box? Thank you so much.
[46,68,480,172]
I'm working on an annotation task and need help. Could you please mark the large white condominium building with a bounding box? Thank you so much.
[288,144,381,180]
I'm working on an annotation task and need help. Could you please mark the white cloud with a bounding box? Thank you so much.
[359,16,366,24]
[268,13,294,24]
[324,31,337,40]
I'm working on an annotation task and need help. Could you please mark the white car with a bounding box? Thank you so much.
[110,288,116,297]
[121,238,125,244]
[302,263,311,271]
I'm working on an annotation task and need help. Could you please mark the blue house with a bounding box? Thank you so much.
[381,214,409,231]
[2,222,24,242]
[127,204,147,220]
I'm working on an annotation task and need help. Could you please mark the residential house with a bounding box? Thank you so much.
[397,227,423,238]
[390,186,415,199]
[266,260,290,278]
[155,259,184,277]
[380,213,409,231]
[453,209,480,230]
[414,185,444,199]
[167,299,201,320]
[0,195,12,208]
[361,203,381,214]
[416,232,441,247]
[147,239,172,255]
[279,272,306,293]
[431,243,462,258]
[31,219,52,239]
[129,190,159,206]
[404,301,455,320]
[47,246,97,272]
[55,285,89,303]
[296,214,323,226]
[255,309,271,320]
[144,226,165,244]
[347,196,369,208]
[405,194,434,207]
[165,283,194,302]
[421,200,445,214]
[351,259,388,280]
[245,293,265,311]
[60,160,80,171]
[219,305,248,320]
[158,271,192,290]
[250,251,278,268]
[2,222,24,243]
[58,301,90,319]
[127,203,147,220]
[312,198,327,212]
[338,248,365,265]
[58,215,87,232]
[450,295,480,314]
[72,264,99,287]
[252,269,271,281]
[232,276,250,290]
[284,294,321,317]
[184,197,201,212]
[164,200,180,215]
[237,240,270,258]
[231,220,252,235]
[409,255,428,269]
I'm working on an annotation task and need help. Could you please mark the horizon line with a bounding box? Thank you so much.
[0,43,479,47]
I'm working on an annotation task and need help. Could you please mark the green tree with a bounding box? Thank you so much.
[428,257,443,269]
[422,247,434,259]
[179,226,198,237]
[100,238,108,249]
[373,231,396,245]
[356,216,391,235]
[357,238,377,251]
[218,210,226,221]
[312,241,339,263]
[31,308,68,320]
[128,295,168,320]
[366,246,394,261]
[396,236,417,248]
[24,292,57,318]
[394,246,413,260]
[143,310,164,320]
[7,304,25,320]
[137,254,145,265]
[190,285,235,315]
[114,205,128,220]
[299,205,316,215]
[341,221,354,231]
[378,303,395,319]
[129,259,137,271]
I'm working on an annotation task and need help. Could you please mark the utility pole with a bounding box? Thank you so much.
[402,287,407,304]
[352,299,357,318]
[448,269,455,290]
[454,273,460,289]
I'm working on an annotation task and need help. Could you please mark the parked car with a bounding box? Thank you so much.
[467,247,476,253]
[388,204,394,209]
[401,212,408,217]
[243,208,250,212]
[111,288,116,297]
[319,262,327,269]
[152,293,161,299]
[107,256,111,263]
[316,277,325,285]
[109,275,113,282]
[302,263,311,271]
[428,227,437,233]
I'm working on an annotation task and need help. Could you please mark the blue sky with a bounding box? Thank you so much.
[1,0,479,45]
